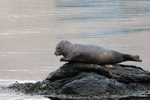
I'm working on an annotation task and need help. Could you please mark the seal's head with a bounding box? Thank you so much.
[54,40,71,56]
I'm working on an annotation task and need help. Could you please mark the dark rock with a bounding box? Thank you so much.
[60,73,129,94]
[2,63,150,100]
[46,63,150,83]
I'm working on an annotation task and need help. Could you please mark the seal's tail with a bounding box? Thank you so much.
[123,54,142,62]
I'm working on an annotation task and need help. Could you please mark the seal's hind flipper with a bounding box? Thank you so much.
[123,54,142,62]
[60,51,81,62]
[133,55,142,62]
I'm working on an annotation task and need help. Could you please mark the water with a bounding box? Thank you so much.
[0,0,150,100]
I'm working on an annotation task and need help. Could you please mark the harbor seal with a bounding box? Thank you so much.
[54,40,142,64]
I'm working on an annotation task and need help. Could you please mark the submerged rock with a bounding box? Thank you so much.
[2,63,150,100]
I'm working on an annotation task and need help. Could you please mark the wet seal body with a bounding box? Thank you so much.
[54,40,142,64]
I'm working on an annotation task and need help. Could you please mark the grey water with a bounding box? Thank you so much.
[0,0,150,100]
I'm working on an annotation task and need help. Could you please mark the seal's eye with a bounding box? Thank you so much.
[57,47,61,50]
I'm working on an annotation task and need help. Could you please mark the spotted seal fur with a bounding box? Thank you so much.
[54,40,142,64]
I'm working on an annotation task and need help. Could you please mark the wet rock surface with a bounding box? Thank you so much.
[2,63,150,100]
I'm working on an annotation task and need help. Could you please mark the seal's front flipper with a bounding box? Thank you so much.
[60,57,68,61]
[123,54,142,62]
[60,51,80,62]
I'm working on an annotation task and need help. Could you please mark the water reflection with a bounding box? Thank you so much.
[55,0,124,20]
[54,0,150,38]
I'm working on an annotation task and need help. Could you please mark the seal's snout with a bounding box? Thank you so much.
[54,51,60,56]
[54,51,57,55]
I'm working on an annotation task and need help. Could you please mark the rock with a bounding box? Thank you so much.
[2,63,150,100]
[46,63,150,83]
[44,63,150,98]
[60,73,129,94]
